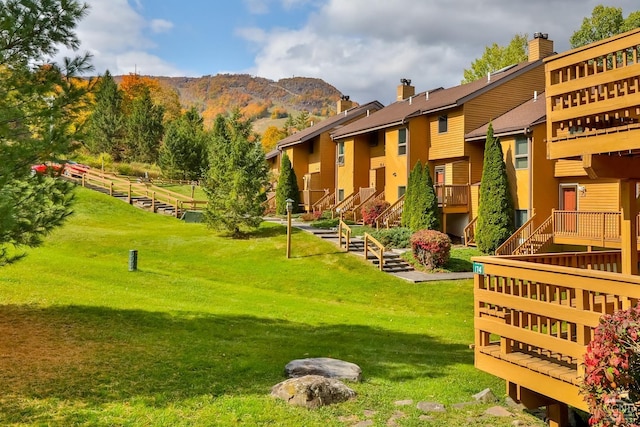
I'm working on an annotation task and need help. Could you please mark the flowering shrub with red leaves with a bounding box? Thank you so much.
[581,303,640,426]
[361,200,390,226]
[410,229,451,270]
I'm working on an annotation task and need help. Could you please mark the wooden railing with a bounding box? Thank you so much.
[351,189,381,222]
[262,192,276,215]
[331,191,356,218]
[464,216,478,247]
[505,250,622,272]
[70,169,207,217]
[512,215,554,255]
[338,220,352,251]
[473,254,640,424]
[332,187,375,219]
[495,214,537,256]
[312,190,335,213]
[435,184,469,207]
[302,189,329,211]
[364,232,385,271]
[553,210,621,244]
[375,195,405,229]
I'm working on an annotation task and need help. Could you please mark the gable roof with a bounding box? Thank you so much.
[331,59,543,140]
[276,100,384,149]
[465,92,546,141]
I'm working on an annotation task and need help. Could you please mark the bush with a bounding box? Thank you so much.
[361,199,390,226]
[582,304,640,426]
[369,227,412,249]
[300,211,322,222]
[410,229,451,270]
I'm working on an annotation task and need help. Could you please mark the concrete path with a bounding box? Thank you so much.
[265,217,475,283]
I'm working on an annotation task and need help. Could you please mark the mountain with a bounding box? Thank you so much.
[121,74,344,132]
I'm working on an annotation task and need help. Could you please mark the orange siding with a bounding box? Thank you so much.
[530,123,558,220]
[285,146,308,193]
[408,116,429,166]
[554,160,588,177]
[318,133,336,191]
[428,108,465,160]
[385,127,408,202]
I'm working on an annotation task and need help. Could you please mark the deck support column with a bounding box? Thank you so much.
[546,402,569,427]
[620,180,638,275]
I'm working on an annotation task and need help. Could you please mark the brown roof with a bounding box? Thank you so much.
[331,59,543,140]
[465,92,546,140]
[276,100,383,149]
[265,149,279,160]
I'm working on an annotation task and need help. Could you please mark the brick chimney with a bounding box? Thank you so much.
[529,32,554,61]
[397,78,415,101]
[337,95,353,113]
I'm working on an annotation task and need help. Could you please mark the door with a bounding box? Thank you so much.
[435,166,445,204]
[560,185,578,233]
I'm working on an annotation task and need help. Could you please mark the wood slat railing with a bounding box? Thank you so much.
[464,216,478,247]
[553,210,621,244]
[338,219,352,251]
[473,254,640,419]
[375,195,405,229]
[302,189,329,211]
[512,215,554,255]
[364,232,385,271]
[331,191,356,218]
[262,192,276,214]
[495,214,537,256]
[351,188,380,222]
[435,184,470,207]
[312,190,335,213]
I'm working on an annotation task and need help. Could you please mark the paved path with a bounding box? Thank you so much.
[265,217,475,283]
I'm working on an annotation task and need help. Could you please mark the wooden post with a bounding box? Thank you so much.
[620,180,638,275]
[546,402,569,427]
[286,208,292,259]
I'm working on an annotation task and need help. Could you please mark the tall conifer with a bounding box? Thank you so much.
[275,152,300,215]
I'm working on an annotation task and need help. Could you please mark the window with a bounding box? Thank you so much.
[398,128,407,155]
[309,141,314,154]
[337,142,345,165]
[515,136,529,169]
[438,115,448,133]
[515,210,528,229]
[398,186,406,198]
[337,189,345,202]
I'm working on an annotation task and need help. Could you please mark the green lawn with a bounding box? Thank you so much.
[0,188,545,426]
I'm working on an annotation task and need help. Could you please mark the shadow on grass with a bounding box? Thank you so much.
[0,304,471,422]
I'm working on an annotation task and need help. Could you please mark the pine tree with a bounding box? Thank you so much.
[476,122,515,254]
[159,107,208,180]
[124,88,164,163]
[275,152,300,215]
[412,163,440,231]
[86,70,125,160]
[0,0,93,265]
[202,110,268,237]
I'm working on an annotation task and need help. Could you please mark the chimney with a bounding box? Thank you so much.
[397,78,415,101]
[528,32,554,61]
[337,95,353,113]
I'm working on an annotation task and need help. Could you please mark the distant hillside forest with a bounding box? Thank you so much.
[114,74,343,131]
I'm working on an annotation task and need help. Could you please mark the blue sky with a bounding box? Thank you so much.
[65,0,639,105]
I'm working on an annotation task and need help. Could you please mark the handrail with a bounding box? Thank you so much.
[512,214,554,255]
[495,214,537,256]
[312,189,334,213]
[338,219,352,251]
[375,194,405,229]
[331,191,356,218]
[364,232,385,271]
[434,184,470,207]
[464,216,478,247]
[351,189,378,222]
[262,192,276,214]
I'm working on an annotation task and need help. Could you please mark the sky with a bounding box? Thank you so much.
[60,0,639,105]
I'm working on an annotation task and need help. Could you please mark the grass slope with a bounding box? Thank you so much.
[0,188,545,426]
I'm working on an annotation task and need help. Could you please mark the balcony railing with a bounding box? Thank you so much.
[434,184,469,208]
[553,210,624,248]
[473,253,640,423]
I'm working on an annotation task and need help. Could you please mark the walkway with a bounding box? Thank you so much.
[267,218,474,283]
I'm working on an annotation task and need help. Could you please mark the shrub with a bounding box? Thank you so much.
[410,229,451,270]
[369,227,412,249]
[361,199,390,226]
[581,304,640,426]
[300,211,322,222]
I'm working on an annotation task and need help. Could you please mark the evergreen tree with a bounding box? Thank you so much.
[476,122,515,254]
[275,152,300,215]
[0,0,93,265]
[124,88,164,163]
[202,110,268,237]
[159,107,208,180]
[412,163,440,231]
[402,161,421,228]
[86,70,125,160]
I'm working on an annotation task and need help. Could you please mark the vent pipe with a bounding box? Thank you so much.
[426,91,429,100]
[487,72,491,82]
[534,91,538,101]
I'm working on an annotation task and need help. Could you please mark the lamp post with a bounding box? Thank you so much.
[286,198,294,259]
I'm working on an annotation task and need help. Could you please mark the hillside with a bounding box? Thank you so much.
[118,74,344,132]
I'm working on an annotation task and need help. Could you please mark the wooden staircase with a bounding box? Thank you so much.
[331,187,376,220]
[512,215,554,255]
[375,195,405,229]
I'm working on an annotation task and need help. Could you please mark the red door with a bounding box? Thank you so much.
[435,167,445,204]
[561,186,577,233]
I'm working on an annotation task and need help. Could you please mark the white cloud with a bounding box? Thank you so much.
[244,0,270,14]
[150,19,173,34]
[244,0,640,104]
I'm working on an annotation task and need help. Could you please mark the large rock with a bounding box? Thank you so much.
[285,357,362,382]
[271,375,356,408]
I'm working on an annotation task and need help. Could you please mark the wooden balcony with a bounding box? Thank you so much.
[552,210,640,249]
[435,184,469,213]
[546,29,640,159]
[473,253,640,425]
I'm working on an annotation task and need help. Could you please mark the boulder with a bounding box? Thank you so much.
[271,375,356,408]
[285,357,362,382]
